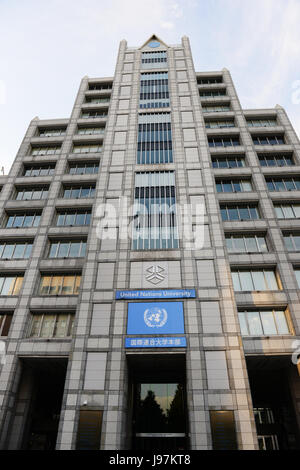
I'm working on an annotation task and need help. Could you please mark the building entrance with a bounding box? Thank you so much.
[127,353,188,450]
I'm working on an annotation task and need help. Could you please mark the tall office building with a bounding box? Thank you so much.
[0,34,300,451]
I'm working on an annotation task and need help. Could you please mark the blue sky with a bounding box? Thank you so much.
[1,0,300,172]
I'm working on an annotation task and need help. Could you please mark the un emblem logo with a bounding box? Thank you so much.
[144,307,168,328]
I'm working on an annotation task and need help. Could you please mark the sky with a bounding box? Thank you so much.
[0,0,300,173]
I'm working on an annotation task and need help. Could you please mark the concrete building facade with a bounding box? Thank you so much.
[0,35,300,450]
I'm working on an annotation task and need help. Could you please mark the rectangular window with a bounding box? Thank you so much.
[88,83,112,91]
[265,177,300,192]
[31,146,61,156]
[208,136,240,147]
[283,234,300,251]
[81,110,108,119]
[258,154,293,167]
[137,121,172,164]
[48,240,86,258]
[0,313,13,336]
[238,310,290,336]
[0,241,33,259]
[56,211,91,226]
[226,235,268,253]
[231,269,281,292]
[206,120,235,129]
[0,276,23,295]
[77,127,105,136]
[202,104,230,113]
[220,204,260,221]
[274,204,300,219]
[73,144,102,154]
[28,313,74,338]
[68,162,99,175]
[247,118,277,127]
[216,179,252,193]
[200,89,226,98]
[62,185,95,199]
[38,275,81,295]
[294,268,300,288]
[38,128,66,137]
[252,135,285,145]
[211,156,245,168]
[197,77,223,85]
[141,51,167,69]
[5,213,41,228]
[15,187,49,201]
[132,171,178,250]
[23,165,55,177]
[85,96,110,104]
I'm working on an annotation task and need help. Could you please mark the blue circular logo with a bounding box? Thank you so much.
[149,41,160,48]
[144,307,168,328]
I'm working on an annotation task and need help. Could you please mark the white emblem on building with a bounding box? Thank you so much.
[144,307,168,328]
[145,265,165,285]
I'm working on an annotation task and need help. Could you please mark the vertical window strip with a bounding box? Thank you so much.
[133,171,178,250]
[137,122,173,164]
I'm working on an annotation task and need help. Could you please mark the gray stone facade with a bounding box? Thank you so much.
[0,35,299,451]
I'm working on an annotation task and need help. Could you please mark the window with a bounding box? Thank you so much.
[81,110,108,119]
[238,310,290,336]
[38,128,66,137]
[266,177,300,192]
[211,156,245,168]
[48,240,86,258]
[254,408,275,425]
[62,185,95,199]
[258,435,279,451]
[258,154,294,167]
[231,269,281,291]
[23,165,55,177]
[140,72,170,108]
[38,274,81,295]
[274,203,300,219]
[252,135,285,145]
[197,77,223,85]
[28,313,74,338]
[141,51,167,69]
[220,204,260,221]
[15,187,49,201]
[247,118,277,127]
[6,213,41,228]
[133,171,178,250]
[88,83,112,91]
[202,104,230,113]
[0,276,23,295]
[0,313,13,336]
[226,235,268,253]
[283,233,300,251]
[31,146,61,156]
[208,136,240,147]
[73,144,102,154]
[68,162,99,175]
[216,179,252,193]
[85,96,110,104]
[77,127,105,135]
[0,241,33,259]
[137,121,172,164]
[294,268,300,288]
[56,210,91,226]
[200,89,226,97]
[206,120,235,129]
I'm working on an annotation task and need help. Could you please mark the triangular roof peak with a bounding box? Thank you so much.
[139,34,168,50]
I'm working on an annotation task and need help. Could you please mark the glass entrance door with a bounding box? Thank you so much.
[132,382,187,450]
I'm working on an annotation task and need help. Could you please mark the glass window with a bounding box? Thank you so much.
[238,312,248,336]
[2,245,14,259]
[12,244,26,259]
[274,311,290,334]
[49,276,62,295]
[69,242,82,257]
[1,277,16,295]
[248,312,263,335]
[40,315,56,338]
[53,314,69,338]
[239,271,253,291]
[245,237,258,252]
[61,276,75,295]
[57,243,69,258]
[264,271,279,290]
[260,311,277,335]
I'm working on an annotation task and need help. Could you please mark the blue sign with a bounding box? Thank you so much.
[116,289,196,300]
[125,336,186,348]
[127,302,184,335]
